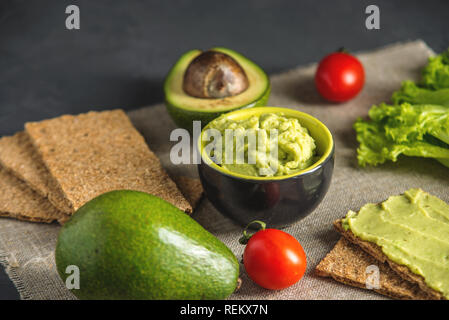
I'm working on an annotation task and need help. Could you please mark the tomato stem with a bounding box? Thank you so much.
[238,220,266,245]
[337,47,349,54]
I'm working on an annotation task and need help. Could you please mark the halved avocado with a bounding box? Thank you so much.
[164,47,270,130]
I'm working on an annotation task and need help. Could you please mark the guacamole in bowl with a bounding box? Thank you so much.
[197,106,334,228]
[205,112,318,177]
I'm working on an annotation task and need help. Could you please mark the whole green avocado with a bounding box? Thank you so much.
[55,190,240,300]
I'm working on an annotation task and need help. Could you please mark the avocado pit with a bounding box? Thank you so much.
[183,51,249,99]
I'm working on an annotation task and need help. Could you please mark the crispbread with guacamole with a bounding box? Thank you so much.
[329,189,448,300]
[315,237,434,300]
[0,166,67,224]
[25,109,192,213]
[333,219,445,300]
[0,132,72,214]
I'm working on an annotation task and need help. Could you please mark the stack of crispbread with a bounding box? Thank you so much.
[0,109,202,225]
[316,219,446,300]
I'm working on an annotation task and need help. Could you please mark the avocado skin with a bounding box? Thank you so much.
[166,84,271,131]
[55,190,239,300]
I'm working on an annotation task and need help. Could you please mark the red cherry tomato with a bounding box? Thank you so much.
[241,224,307,290]
[315,51,365,102]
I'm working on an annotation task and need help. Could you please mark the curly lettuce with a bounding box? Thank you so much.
[355,49,449,169]
[368,103,449,144]
[421,48,449,90]
[392,81,449,107]
[354,103,449,168]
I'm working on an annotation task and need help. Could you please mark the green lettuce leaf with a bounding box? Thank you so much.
[368,103,449,144]
[421,48,449,90]
[354,49,449,169]
[354,103,449,168]
[392,81,449,107]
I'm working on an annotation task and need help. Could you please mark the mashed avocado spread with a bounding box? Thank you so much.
[342,189,449,298]
[206,112,317,177]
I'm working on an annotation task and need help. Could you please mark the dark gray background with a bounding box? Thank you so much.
[0,0,447,299]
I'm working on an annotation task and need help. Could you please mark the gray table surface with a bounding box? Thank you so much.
[0,0,448,300]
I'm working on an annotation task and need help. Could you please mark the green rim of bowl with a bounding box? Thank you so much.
[198,106,334,181]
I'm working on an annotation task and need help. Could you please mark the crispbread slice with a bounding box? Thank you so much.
[170,175,204,210]
[315,238,433,300]
[334,220,445,300]
[25,109,192,213]
[0,167,67,224]
[0,132,72,214]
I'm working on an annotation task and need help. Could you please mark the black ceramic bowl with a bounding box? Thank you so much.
[197,107,334,229]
